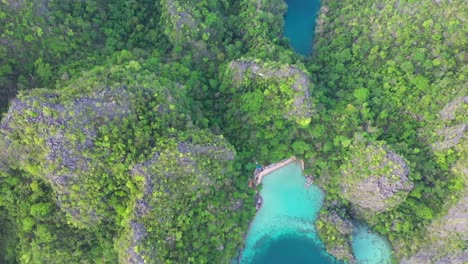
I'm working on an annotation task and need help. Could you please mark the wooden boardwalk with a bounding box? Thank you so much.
[255,156,302,185]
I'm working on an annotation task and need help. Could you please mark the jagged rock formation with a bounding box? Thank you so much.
[160,0,200,45]
[117,137,237,263]
[432,124,467,151]
[0,60,194,227]
[431,96,467,151]
[0,59,252,262]
[316,210,356,263]
[227,60,314,126]
[340,137,413,216]
[0,86,137,226]
[401,193,467,264]
[159,0,227,61]
[439,96,468,121]
[401,102,468,263]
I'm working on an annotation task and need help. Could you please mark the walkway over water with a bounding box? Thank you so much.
[241,161,332,263]
[254,157,303,185]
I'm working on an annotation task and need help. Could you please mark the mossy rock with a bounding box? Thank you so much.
[316,209,356,263]
[340,136,413,215]
[0,77,191,227]
[116,131,242,263]
[227,59,314,125]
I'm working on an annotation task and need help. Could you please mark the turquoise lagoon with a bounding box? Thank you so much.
[239,162,340,263]
[352,224,392,264]
[284,0,321,55]
[239,161,392,264]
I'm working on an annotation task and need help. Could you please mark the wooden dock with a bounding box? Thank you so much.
[254,157,299,185]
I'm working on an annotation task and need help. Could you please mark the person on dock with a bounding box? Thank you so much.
[255,162,264,172]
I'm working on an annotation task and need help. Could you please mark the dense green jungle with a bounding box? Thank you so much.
[0,0,466,263]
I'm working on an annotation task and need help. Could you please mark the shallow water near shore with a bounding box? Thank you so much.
[352,224,393,264]
[284,0,321,55]
[239,162,341,263]
[239,161,393,264]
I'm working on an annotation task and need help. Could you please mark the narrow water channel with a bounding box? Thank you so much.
[283,0,321,55]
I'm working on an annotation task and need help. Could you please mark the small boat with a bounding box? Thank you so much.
[255,196,263,210]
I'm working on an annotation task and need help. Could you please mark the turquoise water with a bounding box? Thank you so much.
[251,234,336,263]
[239,161,393,264]
[284,0,321,55]
[240,162,341,264]
[352,224,392,264]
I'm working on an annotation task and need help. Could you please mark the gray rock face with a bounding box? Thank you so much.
[439,96,468,121]
[163,0,198,43]
[431,96,467,151]
[317,211,356,263]
[434,252,468,264]
[177,141,235,160]
[124,221,148,264]
[438,195,468,238]
[0,86,135,226]
[228,60,314,123]
[340,142,413,215]
[432,124,467,151]
[119,138,236,263]
[404,95,467,263]
[159,0,222,62]
[400,153,467,264]
[401,196,468,264]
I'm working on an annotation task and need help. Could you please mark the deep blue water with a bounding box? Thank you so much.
[284,0,321,55]
[252,234,341,264]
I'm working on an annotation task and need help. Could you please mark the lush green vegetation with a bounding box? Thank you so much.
[0,0,466,263]
[311,0,467,259]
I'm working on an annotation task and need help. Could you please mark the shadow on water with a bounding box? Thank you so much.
[252,233,344,264]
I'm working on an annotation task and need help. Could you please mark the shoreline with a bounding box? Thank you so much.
[240,157,303,262]
[240,158,319,263]
[255,156,302,185]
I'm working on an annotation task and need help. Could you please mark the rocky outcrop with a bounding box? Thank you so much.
[401,195,468,264]
[431,96,467,151]
[159,0,225,60]
[0,86,136,226]
[161,0,199,45]
[405,95,467,263]
[228,60,314,126]
[118,137,237,263]
[439,96,468,121]
[177,141,235,161]
[340,138,413,216]
[432,124,467,150]
[315,6,330,35]
[316,210,356,263]
[401,155,467,264]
